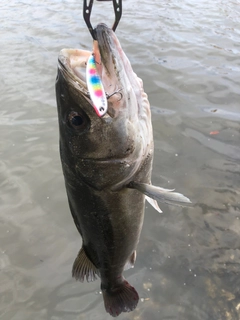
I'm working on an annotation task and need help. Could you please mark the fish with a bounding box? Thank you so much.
[55,23,190,317]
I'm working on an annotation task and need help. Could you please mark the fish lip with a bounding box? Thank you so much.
[93,23,122,85]
[78,157,130,163]
[94,23,115,75]
[57,49,91,95]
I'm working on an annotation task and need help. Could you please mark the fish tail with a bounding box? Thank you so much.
[101,279,139,317]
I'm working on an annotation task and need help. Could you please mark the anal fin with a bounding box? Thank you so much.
[124,251,137,271]
[72,247,99,282]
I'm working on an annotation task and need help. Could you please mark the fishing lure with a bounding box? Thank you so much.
[86,54,108,117]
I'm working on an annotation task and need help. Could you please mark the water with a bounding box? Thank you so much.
[1,0,240,319]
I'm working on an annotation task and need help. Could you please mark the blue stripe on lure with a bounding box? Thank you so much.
[86,55,108,117]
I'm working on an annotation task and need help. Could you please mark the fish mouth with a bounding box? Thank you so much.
[58,24,135,118]
[58,24,120,89]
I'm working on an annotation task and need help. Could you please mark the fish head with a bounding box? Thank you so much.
[56,23,153,190]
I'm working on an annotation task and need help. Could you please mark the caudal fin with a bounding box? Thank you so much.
[102,280,139,317]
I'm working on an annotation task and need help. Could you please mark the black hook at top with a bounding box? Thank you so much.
[83,0,122,40]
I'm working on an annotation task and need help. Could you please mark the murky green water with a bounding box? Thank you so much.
[1,0,240,319]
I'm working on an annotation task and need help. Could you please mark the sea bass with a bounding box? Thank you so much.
[55,23,190,317]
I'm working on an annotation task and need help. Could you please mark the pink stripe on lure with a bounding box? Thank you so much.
[86,55,107,117]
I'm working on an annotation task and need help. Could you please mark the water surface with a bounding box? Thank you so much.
[1,0,240,319]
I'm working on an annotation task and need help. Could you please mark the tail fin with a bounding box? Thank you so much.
[102,279,139,317]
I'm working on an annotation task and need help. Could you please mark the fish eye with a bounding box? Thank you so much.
[71,115,84,126]
[68,111,89,131]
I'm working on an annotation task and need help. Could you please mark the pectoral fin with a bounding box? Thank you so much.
[72,247,99,282]
[129,182,191,206]
[146,195,162,213]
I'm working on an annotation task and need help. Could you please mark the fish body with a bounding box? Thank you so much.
[56,23,190,317]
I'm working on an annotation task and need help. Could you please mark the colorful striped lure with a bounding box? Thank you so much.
[86,54,108,117]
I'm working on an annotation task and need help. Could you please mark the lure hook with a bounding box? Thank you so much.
[106,88,123,101]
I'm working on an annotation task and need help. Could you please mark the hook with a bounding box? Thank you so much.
[106,88,123,101]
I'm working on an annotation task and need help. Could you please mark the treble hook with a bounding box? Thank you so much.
[83,0,122,40]
[106,88,123,101]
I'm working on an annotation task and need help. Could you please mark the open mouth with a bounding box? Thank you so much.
[59,46,110,117]
[58,24,126,119]
[59,24,117,86]
[60,48,92,84]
